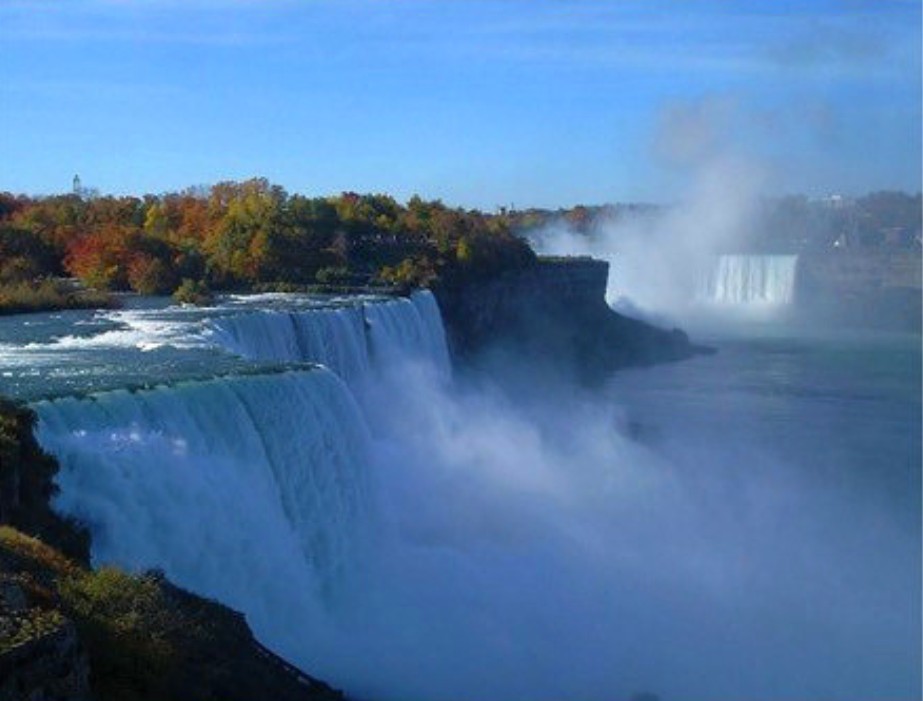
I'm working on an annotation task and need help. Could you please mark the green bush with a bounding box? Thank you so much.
[314,266,353,285]
[172,278,213,306]
[60,567,179,699]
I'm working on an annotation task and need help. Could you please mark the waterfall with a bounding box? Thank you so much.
[208,291,450,382]
[700,254,799,305]
[34,369,372,611]
[17,283,919,700]
[208,305,371,382]
[29,290,453,672]
[364,292,451,377]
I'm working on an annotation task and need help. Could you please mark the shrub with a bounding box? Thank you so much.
[172,278,213,306]
[60,568,179,698]
[314,266,353,285]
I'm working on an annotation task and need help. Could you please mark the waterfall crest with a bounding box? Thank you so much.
[699,254,799,305]
[208,305,371,382]
[208,291,450,381]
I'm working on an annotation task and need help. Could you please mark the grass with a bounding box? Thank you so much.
[0,528,179,700]
[0,528,341,700]
[60,567,180,699]
[0,525,78,578]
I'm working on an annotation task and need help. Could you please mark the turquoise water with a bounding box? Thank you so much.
[0,293,388,400]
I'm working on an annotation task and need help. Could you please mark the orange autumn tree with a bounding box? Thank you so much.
[65,223,133,290]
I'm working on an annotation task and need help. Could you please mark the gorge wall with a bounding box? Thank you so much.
[434,257,700,379]
[796,252,921,330]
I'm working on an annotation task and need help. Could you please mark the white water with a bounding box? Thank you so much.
[699,254,798,305]
[207,291,450,383]
[23,289,921,701]
[364,292,451,379]
[35,369,371,607]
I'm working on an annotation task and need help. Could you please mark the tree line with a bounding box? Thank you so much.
[0,178,536,299]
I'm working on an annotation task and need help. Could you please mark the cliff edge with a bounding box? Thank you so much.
[434,256,704,381]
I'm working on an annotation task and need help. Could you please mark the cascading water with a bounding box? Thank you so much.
[699,254,799,305]
[34,370,371,607]
[208,291,450,382]
[29,290,457,689]
[208,305,372,382]
[364,292,451,378]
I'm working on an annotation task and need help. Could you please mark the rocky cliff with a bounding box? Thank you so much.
[434,256,702,381]
[0,399,89,564]
[0,577,90,701]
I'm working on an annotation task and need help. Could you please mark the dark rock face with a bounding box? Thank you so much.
[1,573,91,701]
[148,576,344,701]
[434,257,703,381]
[0,532,345,701]
[0,611,91,701]
[0,400,90,564]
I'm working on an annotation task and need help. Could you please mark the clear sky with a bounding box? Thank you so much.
[0,0,919,208]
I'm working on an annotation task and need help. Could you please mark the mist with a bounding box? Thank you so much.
[536,163,766,320]
[531,97,771,323]
[294,343,918,701]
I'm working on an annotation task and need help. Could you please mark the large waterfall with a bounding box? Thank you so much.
[29,290,454,690]
[699,254,799,305]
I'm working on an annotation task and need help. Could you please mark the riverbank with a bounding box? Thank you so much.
[0,280,117,316]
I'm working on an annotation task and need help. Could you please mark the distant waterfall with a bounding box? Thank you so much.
[700,254,799,305]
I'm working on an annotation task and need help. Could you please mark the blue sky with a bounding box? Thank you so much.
[0,0,919,208]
